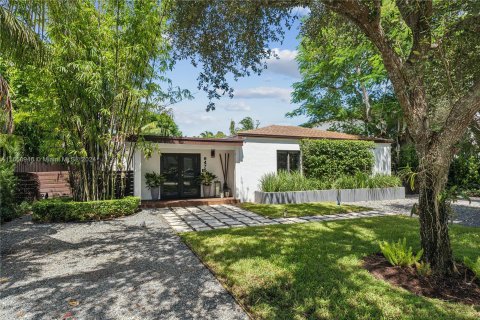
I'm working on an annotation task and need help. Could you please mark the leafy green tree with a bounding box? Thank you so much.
[42,0,176,201]
[238,117,259,131]
[214,131,226,138]
[170,0,480,274]
[199,131,213,138]
[229,117,260,135]
[1,0,179,201]
[198,130,226,138]
[229,119,236,136]
[141,112,183,137]
[0,2,45,134]
[290,13,403,136]
[289,11,408,168]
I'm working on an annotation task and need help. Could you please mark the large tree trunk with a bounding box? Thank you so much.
[416,145,455,274]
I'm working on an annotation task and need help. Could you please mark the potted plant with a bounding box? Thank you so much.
[145,172,165,200]
[198,170,217,198]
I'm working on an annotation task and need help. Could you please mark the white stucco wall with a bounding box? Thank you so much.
[235,137,392,202]
[373,143,392,175]
[235,137,301,202]
[134,144,236,200]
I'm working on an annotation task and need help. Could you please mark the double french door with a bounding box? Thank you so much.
[161,154,201,199]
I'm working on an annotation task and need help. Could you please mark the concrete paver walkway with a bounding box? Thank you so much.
[158,204,398,232]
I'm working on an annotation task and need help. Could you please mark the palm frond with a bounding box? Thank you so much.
[0,4,43,62]
[0,74,13,134]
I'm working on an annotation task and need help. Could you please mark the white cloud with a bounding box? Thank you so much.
[265,48,300,78]
[290,6,311,17]
[219,101,251,112]
[175,110,216,125]
[199,114,214,121]
[234,87,293,102]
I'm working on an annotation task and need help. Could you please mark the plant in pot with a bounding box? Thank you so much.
[145,172,165,200]
[198,170,217,198]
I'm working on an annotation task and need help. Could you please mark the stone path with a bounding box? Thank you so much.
[158,204,398,232]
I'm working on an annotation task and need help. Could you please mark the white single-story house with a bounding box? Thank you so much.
[133,125,392,202]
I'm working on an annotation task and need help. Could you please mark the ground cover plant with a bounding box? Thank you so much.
[379,238,423,267]
[181,216,480,319]
[239,202,371,218]
[32,196,140,222]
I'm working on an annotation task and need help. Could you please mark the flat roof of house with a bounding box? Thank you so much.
[237,125,392,143]
[129,135,244,146]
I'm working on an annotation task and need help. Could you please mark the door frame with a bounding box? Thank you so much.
[160,153,201,199]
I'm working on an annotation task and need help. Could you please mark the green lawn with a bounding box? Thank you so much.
[238,202,371,218]
[181,216,480,319]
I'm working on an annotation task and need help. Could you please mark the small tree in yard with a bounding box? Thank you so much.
[169,0,480,275]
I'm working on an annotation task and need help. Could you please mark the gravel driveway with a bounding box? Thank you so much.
[344,196,480,227]
[0,210,247,320]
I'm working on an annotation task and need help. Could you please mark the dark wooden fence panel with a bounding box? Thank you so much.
[15,161,68,173]
[14,170,134,202]
[115,171,134,198]
[14,172,41,202]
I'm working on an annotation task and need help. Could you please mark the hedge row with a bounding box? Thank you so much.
[32,196,140,222]
[300,139,375,180]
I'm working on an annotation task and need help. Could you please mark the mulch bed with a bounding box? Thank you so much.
[363,253,480,305]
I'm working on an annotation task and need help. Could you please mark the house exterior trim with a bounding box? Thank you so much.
[129,135,244,146]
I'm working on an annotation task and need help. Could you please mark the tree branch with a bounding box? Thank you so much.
[396,0,433,60]
[322,0,434,144]
[437,79,480,148]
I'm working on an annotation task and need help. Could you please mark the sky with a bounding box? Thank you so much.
[165,9,310,137]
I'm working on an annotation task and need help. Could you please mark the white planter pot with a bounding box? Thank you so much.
[150,187,160,200]
[254,187,405,204]
[202,185,212,198]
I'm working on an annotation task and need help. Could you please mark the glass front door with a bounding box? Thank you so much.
[161,154,201,199]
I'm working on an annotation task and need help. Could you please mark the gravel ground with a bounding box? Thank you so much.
[345,196,480,227]
[0,210,247,320]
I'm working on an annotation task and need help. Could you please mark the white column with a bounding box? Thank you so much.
[133,150,142,198]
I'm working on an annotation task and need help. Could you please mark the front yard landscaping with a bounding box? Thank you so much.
[238,202,371,218]
[181,216,480,319]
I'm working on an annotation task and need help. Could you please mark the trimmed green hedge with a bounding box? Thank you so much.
[300,139,375,180]
[32,196,140,222]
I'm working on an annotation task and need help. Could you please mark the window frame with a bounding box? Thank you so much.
[276,150,301,172]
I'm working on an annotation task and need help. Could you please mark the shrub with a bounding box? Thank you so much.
[259,171,402,192]
[259,171,330,192]
[0,162,19,223]
[415,261,432,277]
[333,172,402,189]
[301,139,375,180]
[379,238,423,267]
[449,154,480,192]
[368,174,402,188]
[32,196,140,222]
[333,172,370,189]
[16,201,32,215]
